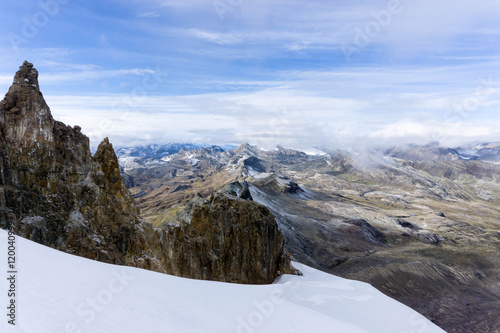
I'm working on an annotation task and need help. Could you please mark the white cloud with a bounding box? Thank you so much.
[189,29,242,45]
[1,56,498,151]
[369,119,500,147]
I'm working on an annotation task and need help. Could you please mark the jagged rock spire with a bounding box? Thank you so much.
[0,61,56,184]
[13,61,40,90]
[0,61,53,140]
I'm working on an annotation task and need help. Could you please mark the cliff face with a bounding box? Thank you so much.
[129,193,294,284]
[0,61,292,284]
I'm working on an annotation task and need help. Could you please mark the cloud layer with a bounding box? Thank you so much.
[1,0,500,149]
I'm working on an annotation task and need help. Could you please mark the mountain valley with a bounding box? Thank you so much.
[118,142,500,332]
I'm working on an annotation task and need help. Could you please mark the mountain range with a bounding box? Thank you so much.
[118,141,500,332]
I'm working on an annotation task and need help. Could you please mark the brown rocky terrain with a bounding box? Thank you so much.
[0,61,293,284]
[120,142,500,332]
[131,193,295,284]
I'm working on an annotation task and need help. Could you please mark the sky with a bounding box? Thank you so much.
[1,0,500,150]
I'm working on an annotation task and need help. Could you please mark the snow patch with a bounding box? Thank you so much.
[20,216,45,225]
[67,211,88,229]
[89,233,105,244]
[276,175,293,185]
[0,230,445,333]
[252,172,272,179]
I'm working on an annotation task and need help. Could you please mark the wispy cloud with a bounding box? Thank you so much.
[38,61,500,149]
[189,29,242,45]
[39,69,157,83]
[38,60,102,71]
[139,11,160,18]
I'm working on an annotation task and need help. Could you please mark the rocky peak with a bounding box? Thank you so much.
[232,142,259,155]
[13,61,39,88]
[92,137,122,184]
[275,145,307,158]
[0,61,55,188]
[1,61,47,117]
[0,62,294,285]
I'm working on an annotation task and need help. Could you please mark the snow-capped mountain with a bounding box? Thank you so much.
[0,230,445,333]
[116,143,206,159]
[454,142,500,163]
[115,143,237,169]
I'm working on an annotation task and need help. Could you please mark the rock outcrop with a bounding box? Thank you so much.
[0,61,142,265]
[131,193,295,284]
[0,61,294,284]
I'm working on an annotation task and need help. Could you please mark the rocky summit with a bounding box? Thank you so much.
[0,61,293,284]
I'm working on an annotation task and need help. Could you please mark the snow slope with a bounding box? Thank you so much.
[0,230,445,333]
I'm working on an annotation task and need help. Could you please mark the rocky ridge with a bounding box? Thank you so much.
[132,193,295,283]
[0,61,293,284]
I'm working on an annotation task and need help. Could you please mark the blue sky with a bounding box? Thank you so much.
[1,0,500,150]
